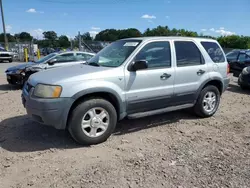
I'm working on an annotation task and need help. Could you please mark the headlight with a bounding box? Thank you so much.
[242,67,249,75]
[34,84,62,98]
[16,69,23,74]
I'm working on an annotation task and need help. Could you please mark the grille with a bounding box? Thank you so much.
[0,54,11,57]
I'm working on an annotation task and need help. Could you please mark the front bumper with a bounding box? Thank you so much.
[6,73,24,85]
[22,84,74,130]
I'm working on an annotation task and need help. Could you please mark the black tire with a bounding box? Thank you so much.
[9,59,13,63]
[240,84,247,90]
[194,85,220,118]
[68,98,117,145]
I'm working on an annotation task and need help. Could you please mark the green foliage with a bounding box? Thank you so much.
[217,35,250,49]
[1,26,250,50]
[95,28,142,41]
[43,31,58,41]
[0,33,15,42]
[15,32,33,41]
[58,35,70,48]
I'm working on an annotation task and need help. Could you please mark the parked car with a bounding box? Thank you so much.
[0,47,15,63]
[226,49,250,77]
[5,51,95,86]
[238,66,250,89]
[22,37,230,145]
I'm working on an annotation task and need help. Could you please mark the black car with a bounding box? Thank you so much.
[238,66,250,90]
[226,50,250,77]
[5,51,95,86]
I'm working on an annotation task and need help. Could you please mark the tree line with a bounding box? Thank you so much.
[1,25,250,49]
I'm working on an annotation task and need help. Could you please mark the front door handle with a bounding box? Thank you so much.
[160,73,171,79]
[197,69,206,75]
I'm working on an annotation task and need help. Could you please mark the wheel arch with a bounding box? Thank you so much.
[66,88,126,129]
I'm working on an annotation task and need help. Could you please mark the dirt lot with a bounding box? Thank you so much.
[0,75,250,188]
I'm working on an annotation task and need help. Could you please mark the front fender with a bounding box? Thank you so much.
[61,80,127,119]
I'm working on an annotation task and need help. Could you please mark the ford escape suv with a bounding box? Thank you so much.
[22,37,230,145]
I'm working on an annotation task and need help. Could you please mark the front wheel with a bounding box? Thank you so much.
[194,85,220,118]
[9,59,13,63]
[68,98,117,145]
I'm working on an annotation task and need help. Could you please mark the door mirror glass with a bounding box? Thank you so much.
[48,58,57,65]
[131,60,148,71]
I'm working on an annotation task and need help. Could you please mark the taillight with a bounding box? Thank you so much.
[227,63,230,75]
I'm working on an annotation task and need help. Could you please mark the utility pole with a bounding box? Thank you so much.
[78,31,81,51]
[0,0,8,50]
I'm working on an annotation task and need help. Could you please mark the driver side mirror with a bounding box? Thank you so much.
[130,60,148,71]
[48,59,57,65]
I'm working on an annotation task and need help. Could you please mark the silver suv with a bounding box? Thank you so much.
[22,37,230,145]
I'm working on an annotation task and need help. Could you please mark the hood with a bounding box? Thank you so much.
[6,62,35,72]
[29,64,112,86]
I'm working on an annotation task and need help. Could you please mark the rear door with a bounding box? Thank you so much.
[173,40,209,105]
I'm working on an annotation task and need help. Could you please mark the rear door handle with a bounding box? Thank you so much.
[197,69,206,75]
[160,73,171,79]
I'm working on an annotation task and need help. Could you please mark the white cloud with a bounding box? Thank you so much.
[89,31,99,38]
[26,8,44,14]
[202,27,235,36]
[141,14,156,19]
[29,29,44,39]
[91,27,101,30]
[166,16,170,19]
[6,25,12,32]
[26,8,37,13]
[215,29,235,36]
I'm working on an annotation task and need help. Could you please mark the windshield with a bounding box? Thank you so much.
[35,53,57,64]
[87,39,142,67]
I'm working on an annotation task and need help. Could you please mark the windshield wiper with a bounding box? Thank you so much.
[86,61,100,67]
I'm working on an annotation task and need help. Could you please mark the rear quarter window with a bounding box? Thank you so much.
[201,42,225,63]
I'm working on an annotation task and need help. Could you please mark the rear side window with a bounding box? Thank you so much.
[201,42,225,63]
[175,41,204,67]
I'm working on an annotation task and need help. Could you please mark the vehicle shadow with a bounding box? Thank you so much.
[227,84,250,94]
[0,84,21,91]
[0,110,197,153]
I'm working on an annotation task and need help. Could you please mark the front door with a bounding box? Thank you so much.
[124,41,174,114]
[173,40,209,105]
[234,53,250,76]
[46,53,76,69]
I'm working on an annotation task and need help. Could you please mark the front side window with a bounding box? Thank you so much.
[86,40,141,67]
[76,53,94,61]
[201,42,225,63]
[36,53,57,64]
[175,41,204,67]
[238,53,247,62]
[135,41,171,68]
[53,53,75,63]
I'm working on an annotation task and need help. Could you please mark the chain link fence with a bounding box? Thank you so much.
[0,41,35,62]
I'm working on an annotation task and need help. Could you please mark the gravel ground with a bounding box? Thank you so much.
[0,75,250,188]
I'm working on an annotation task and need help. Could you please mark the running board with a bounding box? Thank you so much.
[127,104,194,119]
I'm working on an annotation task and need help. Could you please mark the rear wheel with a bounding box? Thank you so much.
[68,98,117,145]
[194,85,220,118]
[240,84,248,90]
[9,59,13,63]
